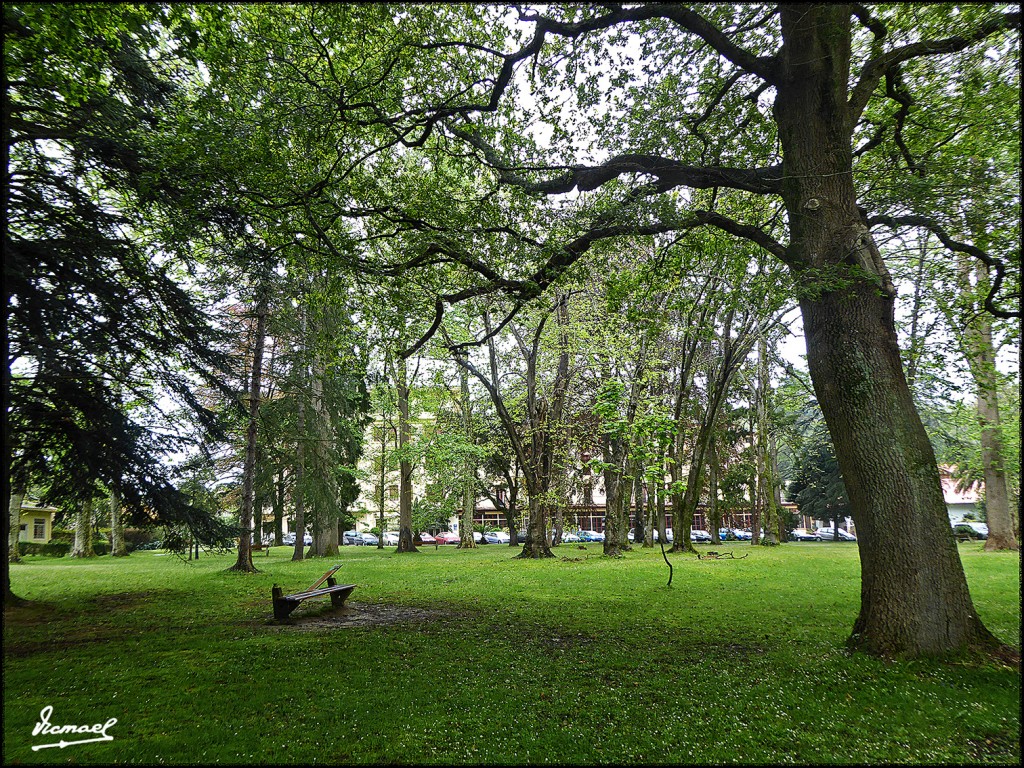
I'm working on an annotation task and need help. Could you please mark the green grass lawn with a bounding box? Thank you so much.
[3,541,1019,765]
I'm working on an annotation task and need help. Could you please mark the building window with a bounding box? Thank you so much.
[33,518,46,539]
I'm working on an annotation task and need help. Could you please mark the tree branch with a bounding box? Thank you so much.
[868,213,1020,319]
[451,125,782,195]
[849,9,1021,122]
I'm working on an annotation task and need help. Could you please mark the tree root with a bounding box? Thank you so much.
[696,551,748,560]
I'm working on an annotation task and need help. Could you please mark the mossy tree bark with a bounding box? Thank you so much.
[70,498,96,558]
[8,488,25,563]
[775,5,1001,655]
[110,487,128,557]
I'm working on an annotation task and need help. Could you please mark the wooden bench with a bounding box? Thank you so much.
[271,564,355,622]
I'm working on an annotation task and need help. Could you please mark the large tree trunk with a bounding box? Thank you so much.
[517,493,553,558]
[70,498,96,558]
[602,433,631,557]
[8,487,25,563]
[776,4,1000,656]
[109,487,128,557]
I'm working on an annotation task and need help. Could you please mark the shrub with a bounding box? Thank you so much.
[40,542,71,557]
[93,542,111,556]
[123,527,157,550]
[49,530,74,545]
[16,541,75,557]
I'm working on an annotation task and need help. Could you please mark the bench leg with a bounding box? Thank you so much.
[272,586,297,622]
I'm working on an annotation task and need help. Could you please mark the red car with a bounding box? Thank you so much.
[434,531,460,545]
[415,532,436,544]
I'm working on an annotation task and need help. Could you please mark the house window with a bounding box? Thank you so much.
[33,518,46,539]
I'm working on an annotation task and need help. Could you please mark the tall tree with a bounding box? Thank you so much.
[335,3,1019,657]
[4,4,237,602]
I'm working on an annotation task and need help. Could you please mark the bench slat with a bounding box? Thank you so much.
[280,584,356,602]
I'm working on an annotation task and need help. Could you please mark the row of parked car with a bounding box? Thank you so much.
[276,524,868,548]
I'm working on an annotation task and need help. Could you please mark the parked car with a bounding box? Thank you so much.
[381,531,400,546]
[952,522,988,540]
[359,532,379,546]
[651,528,674,543]
[415,532,436,544]
[485,531,511,544]
[816,527,856,541]
[579,530,605,542]
[690,529,712,542]
[282,533,296,546]
[717,527,736,541]
[434,531,461,545]
[342,530,361,546]
[731,528,752,541]
[561,530,581,543]
[788,528,821,542]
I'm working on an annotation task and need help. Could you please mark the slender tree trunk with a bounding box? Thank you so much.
[8,488,25,563]
[459,366,477,548]
[904,233,930,390]
[507,492,520,548]
[659,479,667,544]
[71,498,96,558]
[771,432,786,542]
[291,389,307,562]
[643,477,656,548]
[757,337,780,545]
[776,4,1000,656]
[708,440,721,544]
[957,258,1017,552]
[231,287,267,573]
[632,457,646,545]
[395,352,418,553]
[110,487,128,557]
[273,471,285,546]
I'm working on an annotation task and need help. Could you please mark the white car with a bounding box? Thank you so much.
[951,520,988,537]
[816,527,856,541]
[381,531,400,546]
[484,531,511,544]
[561,530,581,543]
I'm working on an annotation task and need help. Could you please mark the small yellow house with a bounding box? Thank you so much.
[18,501,57,544]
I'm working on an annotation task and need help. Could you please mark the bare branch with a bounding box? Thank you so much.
[868,213,1020,319]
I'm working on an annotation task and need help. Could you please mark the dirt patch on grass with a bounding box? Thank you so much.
[266,601,446,630]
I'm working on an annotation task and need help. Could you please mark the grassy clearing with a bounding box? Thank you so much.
[3,542,1019,765]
